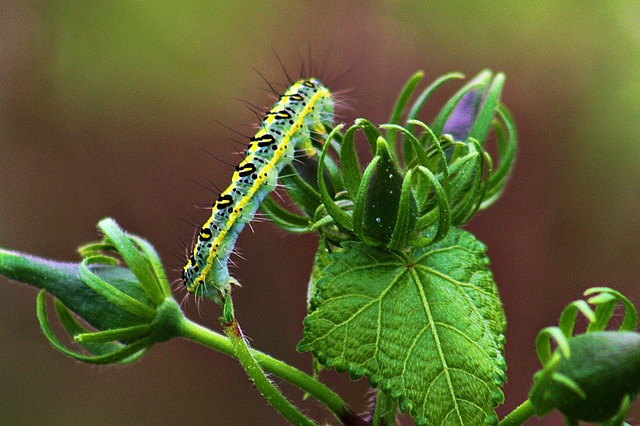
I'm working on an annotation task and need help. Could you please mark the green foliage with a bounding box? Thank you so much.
[299,228,506,425]
[10,67,638,425]
[282,70,514,424]
[0,218,358,425]
[0,69,522,425]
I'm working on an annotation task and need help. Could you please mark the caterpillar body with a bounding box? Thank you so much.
[183,78,334,302]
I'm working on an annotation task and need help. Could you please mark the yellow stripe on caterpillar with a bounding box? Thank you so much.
[183,78,334,303]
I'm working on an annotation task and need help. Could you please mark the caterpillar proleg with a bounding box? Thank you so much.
[183,78,334,302]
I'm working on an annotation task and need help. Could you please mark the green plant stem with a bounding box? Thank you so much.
[223,318,315,426]
[372,389,397,426]
[499,400,536,426]
[177,316,362,425]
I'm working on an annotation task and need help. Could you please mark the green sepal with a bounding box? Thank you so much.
[446,150,482,226]
[356,118,383,153]
[406,121,451,209]
[529,351,564,416]
[403,72,465,165]
[386,70,424,160]
[311,202,356,244]
[0,219,188,366]
[405,72,465,125]
[352,156,380,243]
[53,298,141,359]
[317,124,353,231]
[531,288,640,422]
[480,104,518,210]
[380,123,430,168]
[74,323,153,344]
[77,241,117,258]
[535,327,572,366]
[602,395,631,426]
[412,165,451,245]
[260,195,314,233]
[79,257,156,321]
[280,162,323,216]
[0,249,151,331]
[360,137,409,246]
[316,133,346,195]
[450,139,487,226]
[584,287,638,333]
[387,167,417,251]
[558,300,595,337]
[127,233,171,299]
[36,290,152,364]
[339,124,363,200]
[97,218,166,306]
[469,72,505,146]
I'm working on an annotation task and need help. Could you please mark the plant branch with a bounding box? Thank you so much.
[499,399,536,426]
[223,317,316,426]
[177,316,365,425]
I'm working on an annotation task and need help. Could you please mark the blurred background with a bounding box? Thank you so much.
[1,1,640,425]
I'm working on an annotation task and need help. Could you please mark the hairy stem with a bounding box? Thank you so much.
[177,316,365,425]
[223,318,315,425]
[499,400,535,426]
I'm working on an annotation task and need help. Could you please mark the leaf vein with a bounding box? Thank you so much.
[433,321,493,360]
[411,268,464,425]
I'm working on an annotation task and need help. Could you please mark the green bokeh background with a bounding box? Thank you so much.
[2,2,640,425]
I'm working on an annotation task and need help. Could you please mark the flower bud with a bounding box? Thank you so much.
[541,331,640,422]
[442,88,482,141]
[360,137,417,246]
[0,218,179,364]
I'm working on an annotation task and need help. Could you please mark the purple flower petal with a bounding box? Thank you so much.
[442,89,481,140]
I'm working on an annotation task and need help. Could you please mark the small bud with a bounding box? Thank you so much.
[359,137,417,246]
[442,89,482,141]
[540,331,640,422]
[0,218,180,364]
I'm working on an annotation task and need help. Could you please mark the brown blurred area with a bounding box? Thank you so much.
[2,1,640,425]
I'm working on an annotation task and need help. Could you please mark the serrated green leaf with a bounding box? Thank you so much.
[300,228,506,425]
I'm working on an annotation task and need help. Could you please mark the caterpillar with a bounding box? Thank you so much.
[183,78,334,303]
